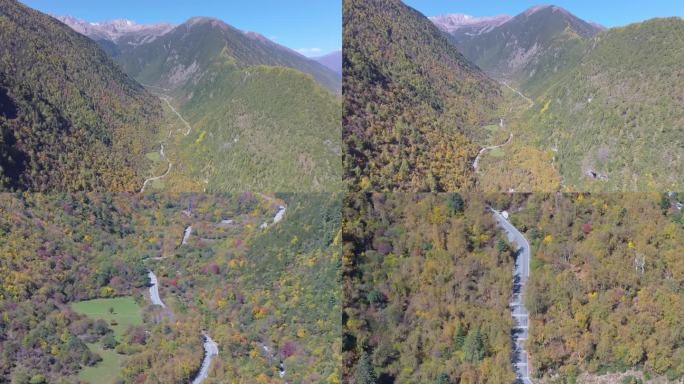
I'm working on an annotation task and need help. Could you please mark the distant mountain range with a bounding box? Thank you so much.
[312,50,342,75]
[0,1,343,192]
[54,16,174,43]
[435,5,605,86]
[429,13,512,35]
[55,14,341,93]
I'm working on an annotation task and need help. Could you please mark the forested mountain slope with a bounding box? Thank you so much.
[159,61,342,192]
[445,5,603,91]
[522,18,684,191]
[114,17,340,94]
[343,193,516,382]
[436,5,684,191]
[343,0,502,192]
[507,193,684,382]
[0,0,162,192]
[0,192,341,383]
[81,16,344,192]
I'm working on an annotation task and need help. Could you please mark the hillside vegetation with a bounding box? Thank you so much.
[109,16,343,192]
[439,6,684,191]
[343,0,503,192]
[343,192,516,383]
[502,193,684,382]
[448,5,602,92]
[154,62,342,192]
[0,192,340,383]
[521,18,684,191]
[115,17,340,94]
[0,0,161,192]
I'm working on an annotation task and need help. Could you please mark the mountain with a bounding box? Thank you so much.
[313,50,342,75]
[58,14,343,192]
[429,13,512,35]
[112,16,340,93]
[0,192,341,383]
[54,15,175,56]
[114,17,342,192]
[441,5,603,88]
[521,17,684,191]
[343,0,502,192]
[0,0,162,192]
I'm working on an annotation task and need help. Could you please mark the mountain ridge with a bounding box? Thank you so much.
[443,4,604,83]
[0,0,161,191]
[55,14,341,93]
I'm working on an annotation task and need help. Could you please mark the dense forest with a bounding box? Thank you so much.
[342,192,516,383]
[502,193,684,382]
[342,192,684,383]
[343,0,502,192]
[519,18,684,191]
[0,0,161,192]
[0,192,341,383]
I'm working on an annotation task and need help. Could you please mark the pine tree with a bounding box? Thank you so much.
[454,324,466,350]
[463,326,484,363]
[355,350,377,384]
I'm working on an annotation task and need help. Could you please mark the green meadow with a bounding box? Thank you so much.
[71,297,143,383]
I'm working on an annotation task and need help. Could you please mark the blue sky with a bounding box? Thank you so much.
[404,0,684,27]
[21,0,341,56]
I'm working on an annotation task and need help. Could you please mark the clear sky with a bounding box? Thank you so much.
[404,0,684,27]
[21,0,341,56]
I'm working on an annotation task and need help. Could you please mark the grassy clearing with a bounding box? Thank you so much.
[145,151,161,162]
[71,297,143,339]
[489,148,506,158]
[71,297,143,383]
[483,124,499,134]
[77,343,127,384]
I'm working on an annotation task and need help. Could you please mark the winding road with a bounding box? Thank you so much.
[191,334,219,384]
[139,86,193,192]
[145,224,219,383]
[491,209,533,384]
[473,82,534,172]
[501,81,535,107]
[473,118,512,171]
[147,270,166,308]
[182,225,193,245]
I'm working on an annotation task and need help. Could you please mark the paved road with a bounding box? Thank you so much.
[147,270,166,308]
[182,225,192,245]
[273,205,287,224]
[191,333,219,384]
[501,81,534,107]
[139,86,193,192]
[473,118,512,171]
[491,209,533,384]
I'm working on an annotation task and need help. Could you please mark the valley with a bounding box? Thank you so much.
[343,0,684,192]
[1,0,342,193]
[0,192,342,383]
[431,5,684,192]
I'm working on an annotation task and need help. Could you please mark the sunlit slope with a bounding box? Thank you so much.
[522,18,684,191]
[343,0,503,192]
[0,0,161,191]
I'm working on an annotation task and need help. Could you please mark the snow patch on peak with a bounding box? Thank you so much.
[55,15,175,42]
[429,13,512,35]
